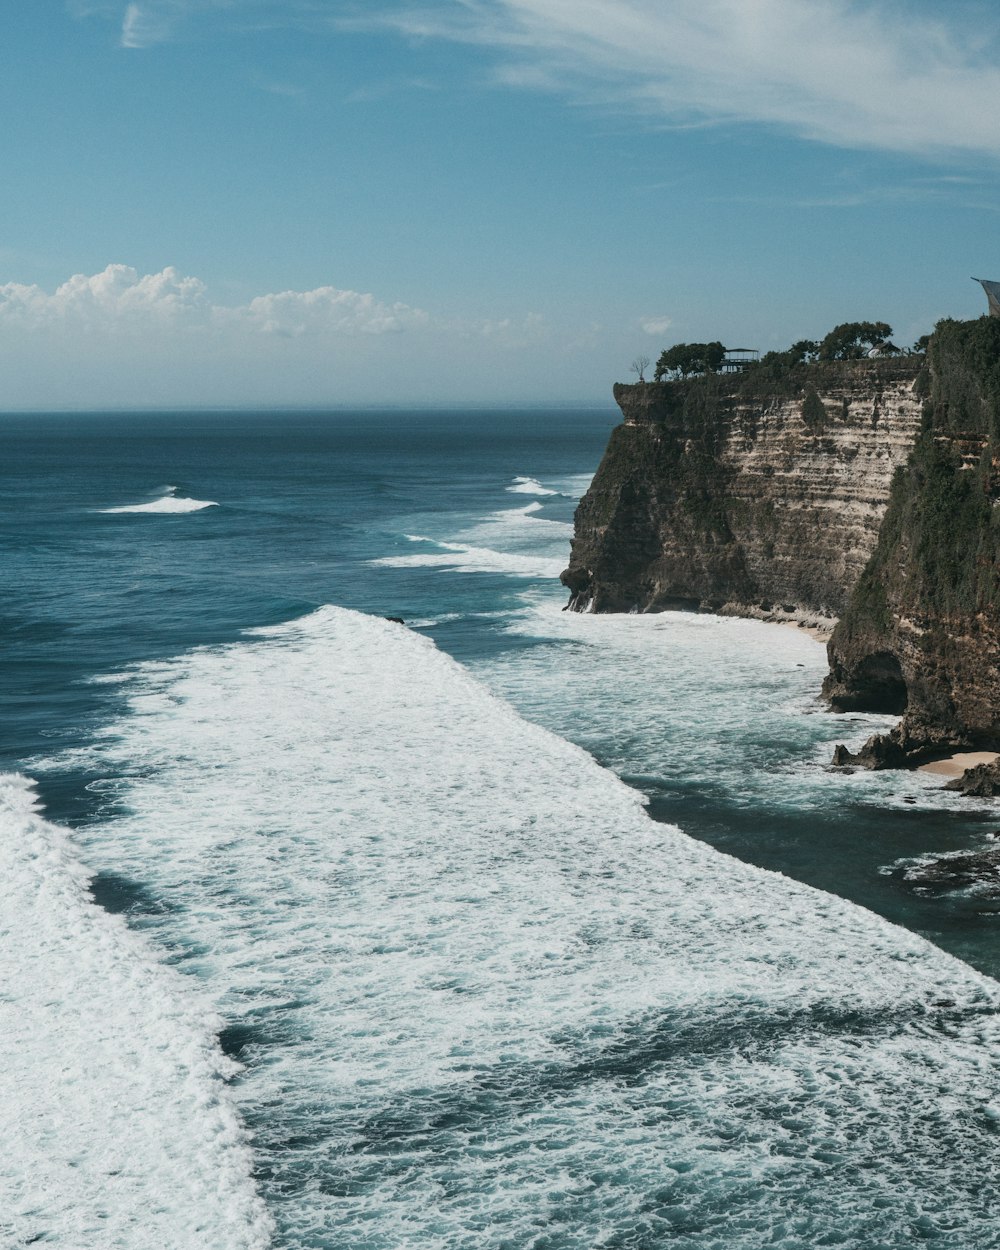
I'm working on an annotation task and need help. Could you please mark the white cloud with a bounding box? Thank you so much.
[357,0,1000,160]
[461,311,547,345]
[241,286,429,336]
[95,2,1000,159]
[0,262,619,406]
[0,264,427,338]
[0,265,206,325]
[120,2,173,47]
[640,316,672,336]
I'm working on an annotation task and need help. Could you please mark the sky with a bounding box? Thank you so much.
[4,0,1000,407]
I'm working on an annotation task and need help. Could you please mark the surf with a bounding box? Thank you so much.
[35,606,1000,1247]
[0,773,270,1249]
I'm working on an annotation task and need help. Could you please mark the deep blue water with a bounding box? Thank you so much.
[0,408,603,777]
[5,408,1000,1248]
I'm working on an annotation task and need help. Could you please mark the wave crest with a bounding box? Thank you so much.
[99,485,217,514]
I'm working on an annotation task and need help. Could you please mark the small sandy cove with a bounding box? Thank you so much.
[919,752,1000,779]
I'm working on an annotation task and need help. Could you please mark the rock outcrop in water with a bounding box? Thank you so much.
[562,358,924,629]
[564,318,1000,777]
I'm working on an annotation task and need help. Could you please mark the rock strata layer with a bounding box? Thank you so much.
[563,359,923,629]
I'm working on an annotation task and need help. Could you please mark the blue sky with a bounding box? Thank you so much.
[4,1,1000,407]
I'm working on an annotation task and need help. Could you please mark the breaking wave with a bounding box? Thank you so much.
[99,485,217,514]
[371,535,565,578]
[0,774,270,1250]
[36,606,1000,1247]
[506,475,558,495]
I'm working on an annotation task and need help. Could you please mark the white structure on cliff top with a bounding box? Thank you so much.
[973,277,1000,316]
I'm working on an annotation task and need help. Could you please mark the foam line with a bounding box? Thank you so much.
[371,537,565,577]
[0,774,271,1250]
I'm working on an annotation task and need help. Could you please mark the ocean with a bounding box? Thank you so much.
[4,408,1000,1248]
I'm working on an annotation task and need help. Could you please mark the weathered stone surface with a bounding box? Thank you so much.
[832,721,969,771]
[824,318,1000,757]
[567,325,1000,776]
[562,360,923,628]
[944,760,1000,797]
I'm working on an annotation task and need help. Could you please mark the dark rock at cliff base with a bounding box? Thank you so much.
[383,616,406,625]
[903,846,1000,895]
[945,761,1000,797]
[831,721,969,771]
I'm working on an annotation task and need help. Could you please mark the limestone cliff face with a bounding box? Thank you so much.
[562,360,924,629]
[825,319,1000,762]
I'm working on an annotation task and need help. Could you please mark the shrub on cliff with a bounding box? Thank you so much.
[800,388,827,430]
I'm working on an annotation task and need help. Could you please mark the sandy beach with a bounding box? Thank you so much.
[918,751,1000,779]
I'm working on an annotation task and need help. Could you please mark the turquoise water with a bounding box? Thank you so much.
[4,409,1000,1248]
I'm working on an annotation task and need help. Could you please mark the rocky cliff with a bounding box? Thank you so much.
[825,318,1000,766]
[562,358,924,630]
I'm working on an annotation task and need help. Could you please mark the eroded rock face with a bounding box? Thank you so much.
[562,360,924,629]
[566,321,1000,773]
[825,318,1000,756]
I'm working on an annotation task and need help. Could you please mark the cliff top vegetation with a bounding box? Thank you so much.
[652,320,922,382]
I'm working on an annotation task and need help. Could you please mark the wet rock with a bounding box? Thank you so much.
[904,847,1000,895]
[945,761,1000,797]
[832,721,968,771]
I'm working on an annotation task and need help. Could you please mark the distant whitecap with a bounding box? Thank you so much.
[506,475,558,496]
[99,485,218,514]
[372,535,565,578]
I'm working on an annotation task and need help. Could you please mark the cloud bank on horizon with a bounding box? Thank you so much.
[0,263,571,407]
[0,264,428,337]
[118,0,1000,160]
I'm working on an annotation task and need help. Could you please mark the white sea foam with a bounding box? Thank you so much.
[491,501,575,534]
[37,606,1000,1245]
[486,594,994,814]
[0,774,270,1250]
[506,474,558,495]
[100,485,217,514]
[372,535,565,577]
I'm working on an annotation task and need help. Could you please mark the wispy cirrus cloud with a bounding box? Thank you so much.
[97,1,1000,161]
[344,0,1000,161]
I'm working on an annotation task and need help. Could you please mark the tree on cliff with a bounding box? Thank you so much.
[789,339,820,364]
[630,355,650,382]
[654,341,726,380]
[818,321,893,361]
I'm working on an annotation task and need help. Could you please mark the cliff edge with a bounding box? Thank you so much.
[564,319,1000,774]
[562,358,923,629]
